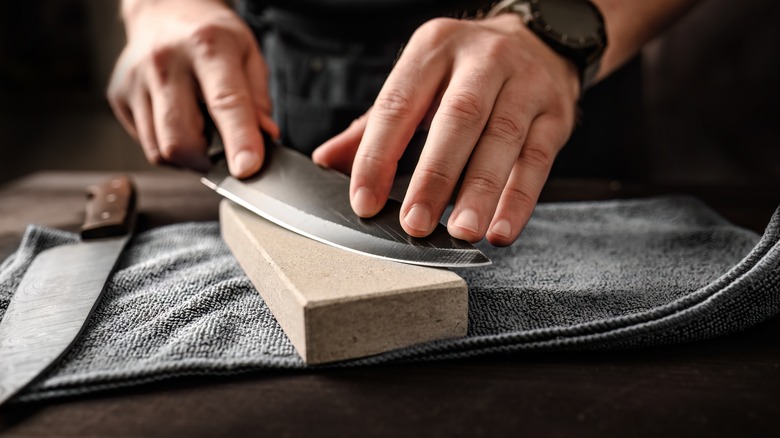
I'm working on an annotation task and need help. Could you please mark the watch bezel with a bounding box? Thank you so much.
[485,0,607,92]
[524,0,607,90]
[527,0,606,52]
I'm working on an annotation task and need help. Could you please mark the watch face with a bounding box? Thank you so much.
[533,0,602,48]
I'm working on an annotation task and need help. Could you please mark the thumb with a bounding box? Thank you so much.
[311,111,369,175]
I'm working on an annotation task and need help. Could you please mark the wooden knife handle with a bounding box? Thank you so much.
[80,175,137,240]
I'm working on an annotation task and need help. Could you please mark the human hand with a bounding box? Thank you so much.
[107,0,279,178]
[313,14,580,246]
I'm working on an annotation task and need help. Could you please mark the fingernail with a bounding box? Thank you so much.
[352,187,377,217]
[404,204,432,233]
[232,150,261,178]
[311,148,323,164]
[311,145,328,166]
[453,208,480,234]
[491,219,512,239]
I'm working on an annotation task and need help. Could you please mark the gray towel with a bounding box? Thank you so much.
[1,196,778,402]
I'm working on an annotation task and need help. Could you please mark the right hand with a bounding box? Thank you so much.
[107,0,279,178]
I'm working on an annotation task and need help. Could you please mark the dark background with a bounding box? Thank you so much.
[0,0,151,186]
[0,0,778,186]
[0,2,779,436]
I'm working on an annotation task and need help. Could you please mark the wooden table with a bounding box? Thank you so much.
[1,171,779,437]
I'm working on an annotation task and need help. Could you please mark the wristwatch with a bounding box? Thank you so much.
[487,0,607,93]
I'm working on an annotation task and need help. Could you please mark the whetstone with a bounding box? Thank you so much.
[219,200,468,364]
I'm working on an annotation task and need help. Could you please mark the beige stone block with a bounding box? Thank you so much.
[219,200,468,364]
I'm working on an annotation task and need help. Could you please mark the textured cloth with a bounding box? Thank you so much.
[1,196,779,402]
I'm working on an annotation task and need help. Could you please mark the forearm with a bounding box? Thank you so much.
[592,0,699,81]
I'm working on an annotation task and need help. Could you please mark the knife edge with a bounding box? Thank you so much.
[203,176,490,268]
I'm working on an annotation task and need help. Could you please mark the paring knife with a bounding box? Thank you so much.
[201,132,491,268]
[0,175,136,406]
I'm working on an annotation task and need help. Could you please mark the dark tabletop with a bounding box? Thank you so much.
[0,171,779,437]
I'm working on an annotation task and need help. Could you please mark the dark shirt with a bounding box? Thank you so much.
[238,0,492,40]
[240,0,490,20]
[236,0,647,180]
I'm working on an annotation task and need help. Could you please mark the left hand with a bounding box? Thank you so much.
[312,14,580,246]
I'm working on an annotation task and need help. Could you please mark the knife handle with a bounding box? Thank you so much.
[201,103,224,164]
[201,103,273,169]
[81,175,137,240]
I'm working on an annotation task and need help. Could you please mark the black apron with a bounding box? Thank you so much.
[237,1,648,181]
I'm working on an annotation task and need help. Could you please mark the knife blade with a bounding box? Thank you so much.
[201,134,491,268]
[0,175,136,406]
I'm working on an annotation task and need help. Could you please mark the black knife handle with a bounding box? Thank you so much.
[80,175,137,240]
[201,104,224,164]
[201,102,274,170]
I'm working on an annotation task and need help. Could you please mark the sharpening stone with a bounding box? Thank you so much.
[219,200,468,364]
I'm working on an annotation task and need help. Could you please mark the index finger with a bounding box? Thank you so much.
[191,31,264,178]
[348,43,448,218]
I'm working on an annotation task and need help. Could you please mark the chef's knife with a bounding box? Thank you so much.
[201,131,491,268]
[0,175,136,406]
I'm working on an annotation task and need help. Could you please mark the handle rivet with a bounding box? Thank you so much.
[107,194,117,202]
[101,212,111,220]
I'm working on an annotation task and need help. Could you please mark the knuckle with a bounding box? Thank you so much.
[524,61,547,82]
[208,88,251,112]
[155,114,204,162]
[158,139,185,160]
[189,23,229,56]
[414,17,457,45]
[503,184,537,210]
[415,159,458,191]
[483,112,526,146]
[483,37,514,61]
[142,145,164,166]
[374,88,416,122]
[441,90,486,127]
[160,105,179,125]
[356,149,394,171]
[518,62,552,91]
[463,169,504,197]
[149,45,175,71]
[520,142,555,171]
[145,45,178,83]
[147,153,164,166]
[158,137,198,164]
